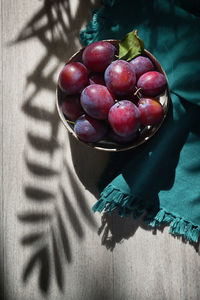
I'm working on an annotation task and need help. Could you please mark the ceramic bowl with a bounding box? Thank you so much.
[56,40,170,152]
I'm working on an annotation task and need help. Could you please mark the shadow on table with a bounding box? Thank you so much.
[69,133,111,198]
[12,0,200,294]
[98,210,200,253]
[0,262,7,300]
[13,0,99,294]
[94,99,200,253]
[97,211,169,251]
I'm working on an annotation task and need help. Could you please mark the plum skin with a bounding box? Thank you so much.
[61,96,83,121]
[105,60,136,96]
[81,84,115,120]
[59,62,88,95]
[108,100,141,137]
[137,71,167,97]
[109,129,139,144]
[129,56,155,80]
[138,98,164,125]
[74,114,107,143]
[82,41,116,72]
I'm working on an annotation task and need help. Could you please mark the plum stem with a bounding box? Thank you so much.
[66,119,75,125]
[134,87,142,100]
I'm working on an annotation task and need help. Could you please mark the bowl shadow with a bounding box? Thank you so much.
[69,133,111,198]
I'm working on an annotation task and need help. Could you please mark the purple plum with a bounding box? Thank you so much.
[81,84,115,120]
[105,60,136,96]
[138,98,164,125]
[74,114,107,143]
[82,41,116,72]
[59,62,88,95]
[137,71,167,97]
[108,100,141,137]
[129,56,155,80]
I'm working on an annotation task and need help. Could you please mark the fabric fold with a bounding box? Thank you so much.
[80,0,200,243]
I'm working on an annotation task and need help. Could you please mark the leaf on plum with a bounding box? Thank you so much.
[119,29,144,61]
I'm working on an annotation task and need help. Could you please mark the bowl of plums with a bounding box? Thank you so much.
[56,30,170,151]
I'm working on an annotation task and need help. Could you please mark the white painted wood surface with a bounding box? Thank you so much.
[1,1,200,299]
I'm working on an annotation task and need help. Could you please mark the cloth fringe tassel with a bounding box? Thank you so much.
[150,209,200,243]
[92,184,200,243]
[92,184,145,218]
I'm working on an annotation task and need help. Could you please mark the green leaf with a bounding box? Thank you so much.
[119,29,145,61]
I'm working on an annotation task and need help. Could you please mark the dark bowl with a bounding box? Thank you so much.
[56,40,170,152]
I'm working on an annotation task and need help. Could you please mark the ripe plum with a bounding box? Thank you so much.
[105,60,136,96]
[61,96,83,121]
[74,115,107,143]
[108,100,141,137]
[138,98,164,125]
[109,129,139,144]
[81,84,115,120]
[129,56,154,80]
[59,62,88,94]
[137,71,167,97]
[82,41,115,72]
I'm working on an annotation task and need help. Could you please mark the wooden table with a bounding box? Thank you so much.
[1,0,200,299]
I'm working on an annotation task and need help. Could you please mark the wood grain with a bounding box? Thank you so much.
[1,1,200,300]
[0,0,5,297]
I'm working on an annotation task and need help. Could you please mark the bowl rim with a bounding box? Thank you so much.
[56,40,171,152]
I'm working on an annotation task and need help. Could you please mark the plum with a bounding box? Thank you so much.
[81,84,115,120]
[138,98,164,125]
[105,60,136,96]
[59,62,88,95]
[61,95,83,121]
[82,41,115,72]
[137,71,167,97]
[129,56,155,80]
[108,100,141,137]
[74,114,107,143]
[109,129,139,144]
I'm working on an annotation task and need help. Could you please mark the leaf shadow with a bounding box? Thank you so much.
[23,246,50,294]
[51,227,64,291]
[18,212,52,223]
[64,160,98,229]
[26,159,59,177]
[21,232,44,246]
[55,207,72,263]
[24,186,55,202]
[60,186,84,239]
[16,0,101,294]
[27,132,61,154]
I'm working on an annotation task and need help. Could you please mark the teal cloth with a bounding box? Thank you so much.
[80,0,200,242]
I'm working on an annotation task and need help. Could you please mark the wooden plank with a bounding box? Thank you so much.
[0,0,5,297]
[112,218,200,300]
[2,0,112,299]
